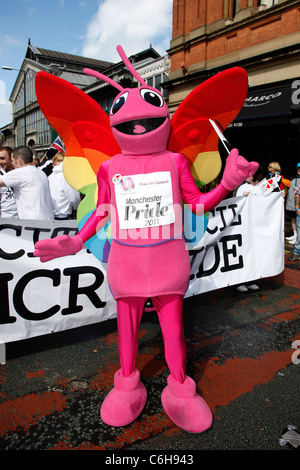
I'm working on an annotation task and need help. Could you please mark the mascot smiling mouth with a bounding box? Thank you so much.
[113,117,167,135]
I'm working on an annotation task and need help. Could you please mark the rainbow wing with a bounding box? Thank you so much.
[35,72,121,261]
[168,67,248,248]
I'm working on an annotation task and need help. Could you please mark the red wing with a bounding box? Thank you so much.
[168,67,248,159]
[168,67,248,184]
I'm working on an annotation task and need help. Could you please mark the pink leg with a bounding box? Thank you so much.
[117,297,146,377]
[154,294,213,433]
[100,297,147,426]
[152,294,186,383]
[114,294,212,433]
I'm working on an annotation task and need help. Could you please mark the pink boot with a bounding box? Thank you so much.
[100,369,147,427]
[161,375,213,433]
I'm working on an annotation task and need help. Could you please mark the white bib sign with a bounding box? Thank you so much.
[114,171,175,230]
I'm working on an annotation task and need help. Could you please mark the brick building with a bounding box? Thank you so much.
[166,0,300,177]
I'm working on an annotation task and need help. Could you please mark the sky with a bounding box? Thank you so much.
[0,0,173,127]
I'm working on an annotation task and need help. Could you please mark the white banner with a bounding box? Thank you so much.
[186,192,285,296]
[0,219,116,344]
[0,192,284,344]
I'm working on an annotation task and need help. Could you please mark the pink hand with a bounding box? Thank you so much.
[34,234,83,263]
[221,148,259,192]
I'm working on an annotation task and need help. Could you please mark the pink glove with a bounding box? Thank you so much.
[34,234,83,263]
[221,148,259,192]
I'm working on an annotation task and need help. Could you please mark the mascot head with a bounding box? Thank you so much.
[84,45,170,155]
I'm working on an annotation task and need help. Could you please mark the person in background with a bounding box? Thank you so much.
[288,185,300,261]
[0,146,18,218]
[267,161,290,198]
[236,165,264,197]
[48,152,81,220]
[38,154,53,176]
[0,146,54,220]
[285,162,300,245]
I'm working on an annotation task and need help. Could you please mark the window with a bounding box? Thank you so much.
[15,107,51,147]
[258,0,278,7]
[147,77,153,87]
[232,0,237,18]
[154,75,162,91]
[14,69,36,113]
[99,93,117,114]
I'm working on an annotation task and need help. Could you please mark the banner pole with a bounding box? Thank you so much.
[0,343,6,364]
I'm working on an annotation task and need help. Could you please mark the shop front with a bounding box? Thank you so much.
[224,79,300,180]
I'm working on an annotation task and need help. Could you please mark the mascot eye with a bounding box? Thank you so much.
[140,89,164,107]
[111,91,129,115]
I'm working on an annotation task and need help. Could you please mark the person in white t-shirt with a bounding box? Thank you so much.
[0,146,54,220]
[0,146,18,218]
[48,152,81,220]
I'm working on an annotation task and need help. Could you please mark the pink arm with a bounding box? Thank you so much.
[174,153,229,214]
[174,148,259,213]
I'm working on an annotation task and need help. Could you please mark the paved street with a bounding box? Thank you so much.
[0,242,299,455]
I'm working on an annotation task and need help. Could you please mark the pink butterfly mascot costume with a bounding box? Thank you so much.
[34,45,258,433]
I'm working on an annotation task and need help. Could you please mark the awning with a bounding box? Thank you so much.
[230,82,294,127]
